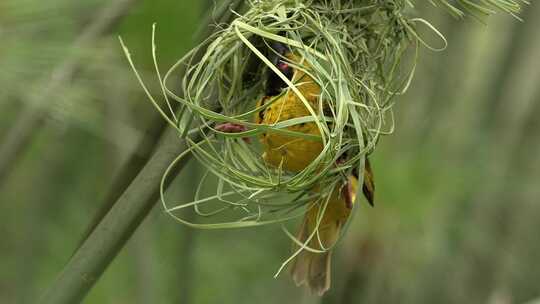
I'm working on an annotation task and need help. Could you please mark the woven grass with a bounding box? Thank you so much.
[120,0,526,274]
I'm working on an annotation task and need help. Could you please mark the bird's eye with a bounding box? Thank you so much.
[277,61,290,73]
[276,60,293,80]
[265,41,294,96]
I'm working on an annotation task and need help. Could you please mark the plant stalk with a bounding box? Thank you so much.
[39,128,193,304]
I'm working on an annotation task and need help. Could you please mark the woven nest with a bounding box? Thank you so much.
[149,0,417,226]
[118,0,526,276]
[121,0,525,231]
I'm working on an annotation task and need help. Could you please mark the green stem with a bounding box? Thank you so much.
[39,128,193,304]
[74,112,169,252]
[74,0,244,252]
[40,1,242,303]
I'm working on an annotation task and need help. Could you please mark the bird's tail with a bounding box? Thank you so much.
[290,211,340,296]
[290,175,359,295]
[290,247,332,296]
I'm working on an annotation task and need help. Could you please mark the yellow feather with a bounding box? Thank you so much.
[254,53,368,295]
[290,175,358,295]
[256,54,323,172]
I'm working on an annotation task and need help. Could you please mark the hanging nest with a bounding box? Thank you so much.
[120,0,526,270]
[145,0,422,226]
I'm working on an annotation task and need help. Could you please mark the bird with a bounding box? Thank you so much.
[290,174,358,296]
[254,41,375,295]
[254,44,323,172]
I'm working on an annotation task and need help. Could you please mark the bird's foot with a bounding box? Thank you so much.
[214,122,251,143]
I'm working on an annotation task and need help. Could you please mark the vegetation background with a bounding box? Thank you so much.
[1,1,539,303]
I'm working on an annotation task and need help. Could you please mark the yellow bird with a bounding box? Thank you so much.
[254,42,375,295]
[290,174,358,295]
[255,51,322,172]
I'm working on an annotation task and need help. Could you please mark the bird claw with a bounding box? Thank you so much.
[214,123,251,143]
[215,122,248,133]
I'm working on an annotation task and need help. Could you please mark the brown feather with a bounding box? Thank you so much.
[362,158,375,207]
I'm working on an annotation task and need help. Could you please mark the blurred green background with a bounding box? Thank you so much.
[1,1,539,303]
